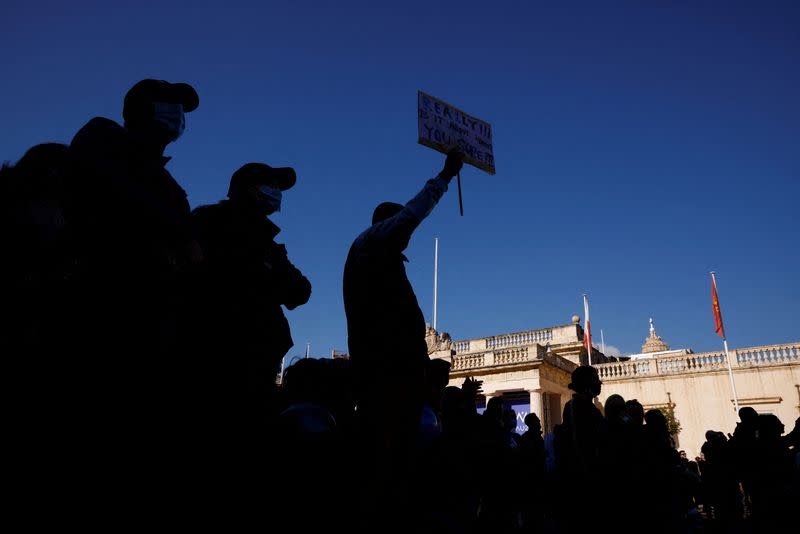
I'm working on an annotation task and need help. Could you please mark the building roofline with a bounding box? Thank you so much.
[452,323,575,344]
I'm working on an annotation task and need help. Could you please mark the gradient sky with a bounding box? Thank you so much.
[2,0,797,361]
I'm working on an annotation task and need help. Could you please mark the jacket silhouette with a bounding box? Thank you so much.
[191,162,310,386]
[343,149,463,372]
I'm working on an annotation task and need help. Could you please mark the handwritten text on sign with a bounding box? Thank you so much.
[417,91,495,175]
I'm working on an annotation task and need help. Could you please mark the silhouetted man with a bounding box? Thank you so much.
[342,148,463,528]
[554,365,608,533]
[519,413,546,534]
[70,78,200,353]
[67,78,202,526]
[69,79,201,402]
[188,162,311,526]
[192,162,311,423]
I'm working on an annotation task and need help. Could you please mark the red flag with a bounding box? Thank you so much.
[711,274,725,338]
[583,294,593,356]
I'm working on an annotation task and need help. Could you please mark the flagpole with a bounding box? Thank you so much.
[433,237,439,331]
[711,272,740,413]
[583,294,592,365]
[722,338,740,413]
[601,329,605,355]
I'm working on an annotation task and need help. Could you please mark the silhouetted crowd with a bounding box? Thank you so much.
[3,79,798,533]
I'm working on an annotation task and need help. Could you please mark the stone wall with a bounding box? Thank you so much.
[595,343,800,458]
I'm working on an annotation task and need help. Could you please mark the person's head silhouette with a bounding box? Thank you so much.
[524,412,542,435]
[227,162,297,216]
[122,79,199,147]
[738,406,758,424]
[568,365,602,397]
[371,202,404,225]
[625,399,645,426]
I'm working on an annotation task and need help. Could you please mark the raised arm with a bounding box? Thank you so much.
[373,149,464,249]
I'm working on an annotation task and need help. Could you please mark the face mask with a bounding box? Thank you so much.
[256,184,282,212]
[152,102,185,141]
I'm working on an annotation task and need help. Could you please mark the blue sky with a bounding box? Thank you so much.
[2,0,797,359]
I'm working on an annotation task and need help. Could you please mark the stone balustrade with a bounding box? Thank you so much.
[494,346,530,366]
[452,353,486,371]
[452,328,553,354]
[452,346,542,371]
[596,343,799,381]
[486,329,552,350]
[736,344,799,366]
[453,340,471,353]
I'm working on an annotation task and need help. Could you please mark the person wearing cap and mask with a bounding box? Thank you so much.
[70,79,200,275]
[341,148,463,527]
[65,80,204,523]
[69,79,201,350]
[191,162,311,426]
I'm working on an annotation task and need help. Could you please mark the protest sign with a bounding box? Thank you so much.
[417,91,495,175]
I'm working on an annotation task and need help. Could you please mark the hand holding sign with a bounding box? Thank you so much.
[440,147,465,180]
[418,91,495,215]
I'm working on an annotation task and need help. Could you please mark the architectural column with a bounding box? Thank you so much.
[529,389,544,421]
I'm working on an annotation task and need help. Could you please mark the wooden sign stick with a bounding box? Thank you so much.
[457,171,464,216]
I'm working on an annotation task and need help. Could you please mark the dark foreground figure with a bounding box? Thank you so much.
[343,148,463,531]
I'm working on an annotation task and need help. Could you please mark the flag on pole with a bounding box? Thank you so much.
[711,271,740,413]
[711,274,725,338]
[583,294,593,363]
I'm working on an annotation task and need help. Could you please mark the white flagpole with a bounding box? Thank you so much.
[601,329,606,355]
[433,237,439,331]
[712,272,740,414]
[305,342,310,359]
[723,338,740,413]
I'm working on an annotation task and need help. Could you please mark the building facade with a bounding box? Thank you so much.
[429,318,800,458]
